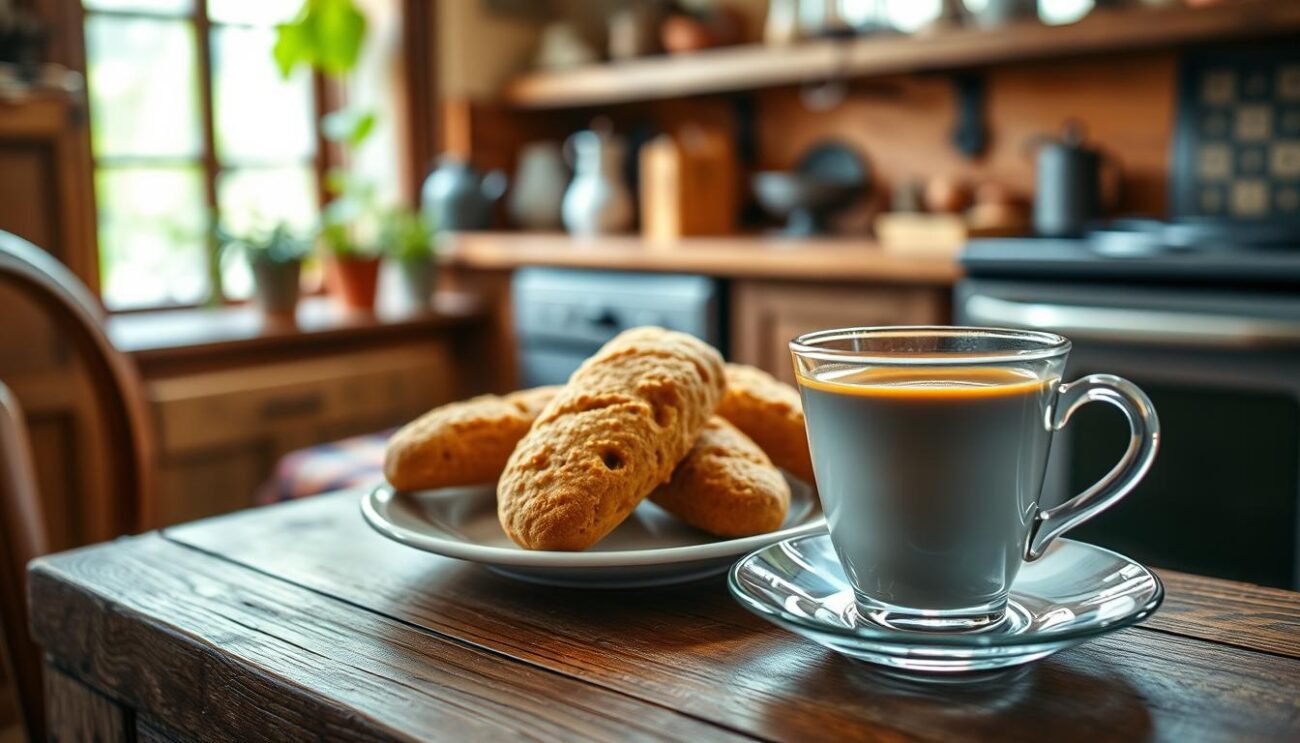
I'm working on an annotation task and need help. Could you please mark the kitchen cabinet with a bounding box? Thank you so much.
[105,294,486,526]
[730,280,950,385]
[0,92,113,552]
[147,342,458,525]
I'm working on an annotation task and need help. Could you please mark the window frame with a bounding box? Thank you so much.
[82,0,337,313]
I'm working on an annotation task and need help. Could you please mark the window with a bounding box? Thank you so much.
[84,0,321,310]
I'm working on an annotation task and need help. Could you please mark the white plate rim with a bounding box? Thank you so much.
[360,481,827,568]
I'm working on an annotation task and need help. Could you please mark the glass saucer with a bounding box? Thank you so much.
[728,533,1163,675]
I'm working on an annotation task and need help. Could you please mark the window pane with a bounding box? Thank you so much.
[83,0,193,15]
[85,16,201,159]
[217,166,319,299]
[212,25,316,164]
[98,167,210,309]
[208,0,302,25]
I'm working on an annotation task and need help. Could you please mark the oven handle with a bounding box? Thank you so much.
[963,294,1300,350]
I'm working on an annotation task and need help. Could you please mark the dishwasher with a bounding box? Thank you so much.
[512,268,724,387]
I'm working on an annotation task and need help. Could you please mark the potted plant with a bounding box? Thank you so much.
[217,221,312,320]
[382,206,437,311]
[317,108,385,312]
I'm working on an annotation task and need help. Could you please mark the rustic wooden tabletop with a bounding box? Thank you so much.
[28,491,1300,742]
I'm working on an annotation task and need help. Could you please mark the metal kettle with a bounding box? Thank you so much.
[1030,122,1118,238]
[421,156,507,232]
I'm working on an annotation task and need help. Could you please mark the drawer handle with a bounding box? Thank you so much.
[260,393,324,419]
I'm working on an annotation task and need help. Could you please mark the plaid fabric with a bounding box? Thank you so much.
[257,429,393,505]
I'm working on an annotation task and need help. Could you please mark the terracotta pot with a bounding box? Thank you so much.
[326,255,381,312]
[249,257,301,320]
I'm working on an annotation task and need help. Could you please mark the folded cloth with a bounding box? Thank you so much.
[257,429,392,505]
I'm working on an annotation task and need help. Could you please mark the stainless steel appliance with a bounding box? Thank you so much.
[959,227,1300,588]
[512,268,723,387]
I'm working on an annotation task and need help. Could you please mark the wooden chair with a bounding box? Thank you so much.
[0,230,153,741]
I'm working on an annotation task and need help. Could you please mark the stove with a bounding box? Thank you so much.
[962,219,1300,287]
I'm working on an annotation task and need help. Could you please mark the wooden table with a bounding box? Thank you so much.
[28,492,1300,742]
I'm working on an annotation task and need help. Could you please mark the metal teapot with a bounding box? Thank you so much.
[421,156,508,232]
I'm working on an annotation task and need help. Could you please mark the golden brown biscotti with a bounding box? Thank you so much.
[383,386,559,491]
[498,326,726,550]
[716,363,816,485]
[651,417,791,537]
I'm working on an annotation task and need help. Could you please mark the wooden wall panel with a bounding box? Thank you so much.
[754,51,1178,218]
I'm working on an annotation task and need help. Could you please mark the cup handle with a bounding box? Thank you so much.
[1025,374,1160,561]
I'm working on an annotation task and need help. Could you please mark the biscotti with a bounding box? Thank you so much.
[650,417,791,537]
[498,327,726,550]
[716,363,816,485]
[384,386,559,491]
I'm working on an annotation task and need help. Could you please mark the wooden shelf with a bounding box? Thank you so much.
[440,231,962,285]
[505,0,1300,108]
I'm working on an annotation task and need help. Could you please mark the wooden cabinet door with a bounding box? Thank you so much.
[730,280,951,385]
[0,93,112,550]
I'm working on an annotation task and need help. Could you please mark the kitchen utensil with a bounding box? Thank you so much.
[753,141,868,234]
[421,156,507,232]
[752,173,860,234]
[730,532,1163,674]
[509,141,568,230]
[790,326,1159,632]
[562,126,635,236]
[1029,121,1116,237]
[639,127,738,241]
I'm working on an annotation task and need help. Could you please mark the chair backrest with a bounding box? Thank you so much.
[0,381,47,742]
[0,230,153,741]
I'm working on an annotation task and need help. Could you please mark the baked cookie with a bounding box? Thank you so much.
[384,386,559,491]
[716,363,815,485]
[498,327,726,550]
[651,417,791,537]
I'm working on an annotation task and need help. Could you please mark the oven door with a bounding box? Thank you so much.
[957,279,1300,588]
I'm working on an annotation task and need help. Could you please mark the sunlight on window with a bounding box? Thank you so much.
[96,168,210,308]
[207,0,302,25]
[85,16,201,158]
[217,167,319,299]
[84,0,192,14]
[213,26,317,163]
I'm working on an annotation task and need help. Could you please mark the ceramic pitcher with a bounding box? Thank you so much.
[562,129,634,236]
[509,141,568,231]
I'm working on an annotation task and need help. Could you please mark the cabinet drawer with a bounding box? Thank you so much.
[150,344,455,454]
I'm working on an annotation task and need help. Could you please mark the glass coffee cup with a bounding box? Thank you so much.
[790,327,1159,632]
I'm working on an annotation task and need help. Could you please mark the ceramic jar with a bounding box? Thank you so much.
[561,129,634,236]
[509,142,568,231]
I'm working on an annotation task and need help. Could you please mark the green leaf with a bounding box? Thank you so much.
[273,0,367,79]
[321,108,376,147]
[324,167,350,195]
[272,20,310,78]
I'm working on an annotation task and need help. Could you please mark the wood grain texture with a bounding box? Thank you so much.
[163,493,1300,742]
[1148,571,1300,660]
[29,535,750,743]
[44,664,130,743]
[504,0,1300,108]
[108,292,484,378]
[442,232,961,285]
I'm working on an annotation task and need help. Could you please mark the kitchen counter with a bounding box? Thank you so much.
[440,232,962,285]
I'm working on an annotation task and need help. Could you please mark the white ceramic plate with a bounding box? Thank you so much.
[361,473,825,588]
